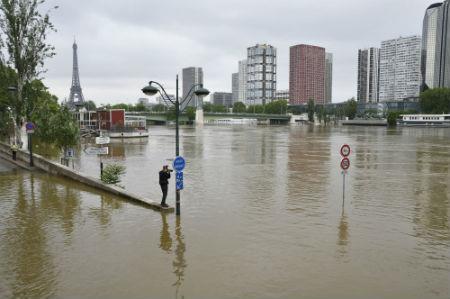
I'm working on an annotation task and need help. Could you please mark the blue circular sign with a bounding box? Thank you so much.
[26,122,35,130]
[173,156,185,171]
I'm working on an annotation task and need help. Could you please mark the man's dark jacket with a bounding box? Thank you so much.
[159,170,171,185]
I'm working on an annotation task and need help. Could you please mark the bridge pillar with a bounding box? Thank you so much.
[195,108,204,126]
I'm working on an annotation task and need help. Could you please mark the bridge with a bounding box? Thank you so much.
[127,111,291,125]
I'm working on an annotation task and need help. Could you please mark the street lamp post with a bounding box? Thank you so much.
[142,76,209,215]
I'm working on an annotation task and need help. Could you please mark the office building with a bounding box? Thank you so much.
[238,60,247,103]
[246,44,277,105]
[232,72,239,103]
[182,67,203,110]
[211,92,233,108]
[421,3,443,89]
[357,48,380,103]
[378,36,422,102]
[435,0,450,88]
[289,44,325,105]
[325,52,333,104]
[275,90,289,100]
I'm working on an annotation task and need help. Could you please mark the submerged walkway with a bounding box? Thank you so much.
[0,142,173,213]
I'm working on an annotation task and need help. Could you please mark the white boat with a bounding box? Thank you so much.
[400,114,450,126]
[107,129,149,138]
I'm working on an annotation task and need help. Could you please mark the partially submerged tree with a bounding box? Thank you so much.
[0,0,57,145]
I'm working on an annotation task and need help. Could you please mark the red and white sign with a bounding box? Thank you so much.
[340,144,351,157]
[340,157,350,170]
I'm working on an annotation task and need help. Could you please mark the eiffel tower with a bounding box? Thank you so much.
[67,40,85,109]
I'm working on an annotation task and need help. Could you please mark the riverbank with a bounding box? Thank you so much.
[0,142,173,212]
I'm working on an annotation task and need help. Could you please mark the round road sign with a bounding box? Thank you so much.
[340,144,351,157]
[340,157,350,170]
[173,156,186,171]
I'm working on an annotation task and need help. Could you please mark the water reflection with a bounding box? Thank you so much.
[337,209,350,258]
[173,217,186,298]
[2,174,58,298]
[159,213,172,253]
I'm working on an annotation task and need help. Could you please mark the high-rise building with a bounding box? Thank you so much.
[435,0,450,88]
[275,90,289,100]
[211,92,233,108]
[246,44,277,105]
[289,44,325,105]
[238,60,247,103]
[357,47,380,103]
[422,3,443,89]
[325,52,333,104]
[378,36,422,102]
[182,67,203,110]
[232,73,239,104]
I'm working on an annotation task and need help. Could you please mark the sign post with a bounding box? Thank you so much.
[25,122,35,167]
[95,136,110,177]
[173,156,186,215]
[340,144,351,206]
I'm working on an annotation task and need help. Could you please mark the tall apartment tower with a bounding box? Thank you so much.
[378,36,422,102]
[238,60,247,103]
[325,53,333,104]
[357,47,380,103]
[182,67,203,110]
[231,73,239,103]
[289,44,325,105]
[435,0,450,88]
[421,3,443,89]
[246,44,277,105]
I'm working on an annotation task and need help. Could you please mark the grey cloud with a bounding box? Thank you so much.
[43,0,428,104]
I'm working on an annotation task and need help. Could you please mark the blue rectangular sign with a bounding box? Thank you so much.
[176,171,183,190]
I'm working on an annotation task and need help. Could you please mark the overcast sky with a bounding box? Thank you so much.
[42,0,428,105]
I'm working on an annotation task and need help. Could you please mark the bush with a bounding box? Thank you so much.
[101,164,126,184]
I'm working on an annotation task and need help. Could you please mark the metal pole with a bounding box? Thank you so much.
[28,133,34,167]
[342,171,345,206]
[175,75,181,215]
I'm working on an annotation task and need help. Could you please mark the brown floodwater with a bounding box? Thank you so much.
[0,125,449,299]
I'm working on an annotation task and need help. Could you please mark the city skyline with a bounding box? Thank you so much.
[41,0,427,105]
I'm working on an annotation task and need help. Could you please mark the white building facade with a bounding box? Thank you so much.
[379,36,422,102]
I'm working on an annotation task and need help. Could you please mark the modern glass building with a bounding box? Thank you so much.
[421,3,443,89]
[357,47,380,103]
[246,44,277,105]
[211,92,233,108]
[378,36,422,102]
[435,0,450,88]
[182,67,203,110]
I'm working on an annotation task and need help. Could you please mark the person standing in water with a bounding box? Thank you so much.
[159,165,172,207]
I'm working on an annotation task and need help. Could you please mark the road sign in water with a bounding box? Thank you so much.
[173,156,186,171]
[26,122,35,134]
[176,171,184,190]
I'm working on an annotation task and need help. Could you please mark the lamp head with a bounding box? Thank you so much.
[194,86,210,97]
[141,83,159,96]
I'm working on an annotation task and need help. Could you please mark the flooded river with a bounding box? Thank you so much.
[0,125,449,298]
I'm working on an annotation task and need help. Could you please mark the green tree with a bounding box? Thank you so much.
[265,100,288,114]
[420,88,450,113]
[0,0,57,145]
[111,103,130,110]
[152,104,166,112]
[0,64,17,138]
[307,99,315,122]
[134,102,147,112]
[203,102,212,112]
[344,98,357,119]
[211,104,227,113]
[82,100,97,111]
[101,164,126,185]
[232,101,246,113]
[184,106,196,122]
